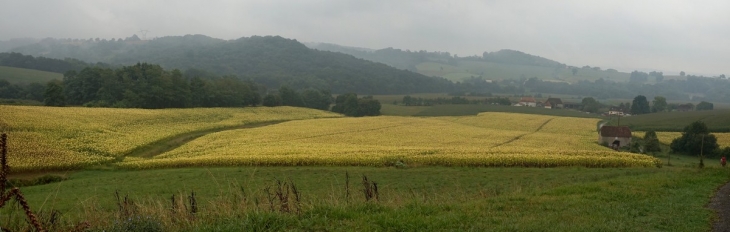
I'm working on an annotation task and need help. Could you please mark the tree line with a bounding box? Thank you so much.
[45,63,262,108]
[41,63,382,116]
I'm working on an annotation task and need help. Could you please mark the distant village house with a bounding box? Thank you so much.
[514,96,537,107]
[598,126,632,150]
[544,98,563,109]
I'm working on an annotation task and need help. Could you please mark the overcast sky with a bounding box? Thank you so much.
[1,0,728,75]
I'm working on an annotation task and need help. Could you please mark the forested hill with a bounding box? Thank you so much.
[305,43,566,71]
[9,35,453,94]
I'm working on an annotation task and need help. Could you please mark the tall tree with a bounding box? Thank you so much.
[43,80,66,106]
[652,96,667,113]
[278,86,305,107]
[643,130,662,153]
[631,95,651,115]
[581,97,600,113]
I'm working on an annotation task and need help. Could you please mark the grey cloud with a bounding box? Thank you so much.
[1,0,727,75]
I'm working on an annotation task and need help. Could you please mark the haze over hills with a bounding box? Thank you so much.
[2,34,730,103]
[6,35,453,94]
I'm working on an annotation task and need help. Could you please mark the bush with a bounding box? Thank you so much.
[670,121,719,157]
[643,130,661,153]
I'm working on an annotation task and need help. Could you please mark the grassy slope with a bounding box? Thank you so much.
[0,66,62,84]
[612,109,730,132]
[5,160,726,231]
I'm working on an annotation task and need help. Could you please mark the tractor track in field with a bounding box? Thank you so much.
[491,118,554,148]
[123,120,288,159]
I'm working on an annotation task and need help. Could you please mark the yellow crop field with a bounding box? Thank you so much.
[118,112,660,169]
[0,105,341,171]
[716,133,730,148]
[637,132,730,148]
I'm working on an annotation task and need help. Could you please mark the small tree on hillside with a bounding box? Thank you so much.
[670,121,719,157]
[643,130,662,153]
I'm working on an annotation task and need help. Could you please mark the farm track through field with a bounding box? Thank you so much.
[123,120,288,159]
[711,181,730,232]
[491,118,555,148]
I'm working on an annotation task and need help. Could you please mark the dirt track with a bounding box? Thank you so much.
[711,181,730,232]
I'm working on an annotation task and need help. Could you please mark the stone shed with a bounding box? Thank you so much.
[598,126,632,149]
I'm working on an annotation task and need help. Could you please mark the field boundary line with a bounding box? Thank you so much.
[123,120,289,159]
[491,118,555,148]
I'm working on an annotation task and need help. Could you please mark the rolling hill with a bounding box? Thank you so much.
[306,43,632,83]
[0,66,62,84]
[9,35,454,94]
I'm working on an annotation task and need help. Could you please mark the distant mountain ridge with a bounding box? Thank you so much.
[9,35,453,94]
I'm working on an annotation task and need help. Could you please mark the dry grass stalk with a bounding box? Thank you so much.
[0,133,45,232]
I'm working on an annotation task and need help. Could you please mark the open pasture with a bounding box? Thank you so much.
[617,109,730,132]
[0,65,62,84]
[119,112,660,169]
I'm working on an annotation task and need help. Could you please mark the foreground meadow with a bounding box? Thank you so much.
[4,165,727,231]
[118,112,660,169]
[0,106,725,231]
[0,105,341,171]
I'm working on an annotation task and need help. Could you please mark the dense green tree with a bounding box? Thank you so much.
[696,101,714,111]
[357,98,382,116]
[262,94,282,107]
[652,96,667,113]
[43,80,65,106]
[631,95,651,115]
[643,130,662,153]
[581,97,600,113]
[189,76,207,107]
[331,93,380,117]
[279,86,305,107]
[22,82,45,101]
[301,89,333,110]
[670,121,719,157]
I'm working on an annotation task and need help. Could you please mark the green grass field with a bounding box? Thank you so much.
[0,106,727,231]
[0,66,62,84]
[4,157,725,231]
[610,109,730,132]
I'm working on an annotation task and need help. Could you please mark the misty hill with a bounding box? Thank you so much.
[0,66,62,85]
[0,38,39,53]
[306,43,632,83]
[9,35,453,94]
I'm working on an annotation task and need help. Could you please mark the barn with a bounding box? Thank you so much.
[598,126,632,149]
[544,98,563,109]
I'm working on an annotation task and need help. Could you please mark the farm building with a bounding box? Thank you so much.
[544,98,563,109]
[515,96,537,107]
[598,126,632,149]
